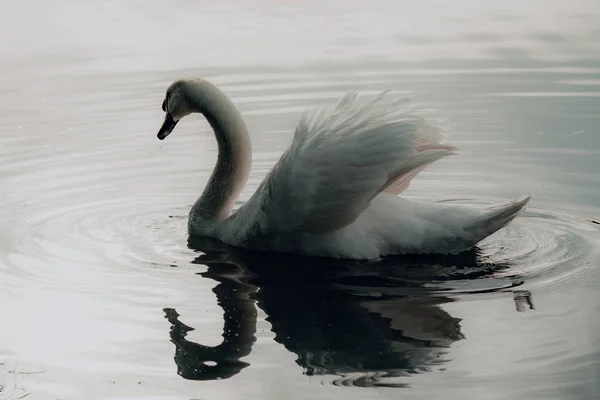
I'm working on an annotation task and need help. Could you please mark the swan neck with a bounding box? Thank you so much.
[188,80,252,227]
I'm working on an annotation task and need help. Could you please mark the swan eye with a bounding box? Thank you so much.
[162,91,171,112]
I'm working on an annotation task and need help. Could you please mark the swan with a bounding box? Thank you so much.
[157,78,530,260]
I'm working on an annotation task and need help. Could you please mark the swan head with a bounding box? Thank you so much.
[157,80,195,140]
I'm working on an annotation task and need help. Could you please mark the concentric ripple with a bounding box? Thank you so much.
[0,195,197,290]
[473,206,600,291]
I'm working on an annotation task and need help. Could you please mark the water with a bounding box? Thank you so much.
[1,0,600,399]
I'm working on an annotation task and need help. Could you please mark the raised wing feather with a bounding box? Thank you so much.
[236,91,453,235]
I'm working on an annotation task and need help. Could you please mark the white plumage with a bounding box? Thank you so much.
[157,79,530,260]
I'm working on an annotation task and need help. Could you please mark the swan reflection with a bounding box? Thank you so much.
[164,237,527,387]
[513,290,535,312]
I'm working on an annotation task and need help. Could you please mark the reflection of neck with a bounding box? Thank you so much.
[164,261,258,381]
[187,80,252,229]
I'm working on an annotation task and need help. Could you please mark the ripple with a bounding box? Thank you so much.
[476,207,600,290]
[392,199,598,294]
[0,190,199,295]
[327,372,411,388]
[4,183,598,301]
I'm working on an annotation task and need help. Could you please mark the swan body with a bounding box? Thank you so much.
[157,79,530,260]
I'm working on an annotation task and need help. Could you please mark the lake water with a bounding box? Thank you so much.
[1,1,600,399]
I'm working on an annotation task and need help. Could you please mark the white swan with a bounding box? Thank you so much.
[157,79,530,260]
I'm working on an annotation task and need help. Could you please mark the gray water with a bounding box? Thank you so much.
[2,1,600,399]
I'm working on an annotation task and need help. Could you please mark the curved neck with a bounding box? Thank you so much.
[187,80,252,227]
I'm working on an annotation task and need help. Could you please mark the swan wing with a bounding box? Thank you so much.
[237,92,454,235]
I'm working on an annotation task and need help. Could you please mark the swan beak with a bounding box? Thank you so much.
[157,113,178,140]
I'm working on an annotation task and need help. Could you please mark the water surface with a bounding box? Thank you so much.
[1,1,600,399]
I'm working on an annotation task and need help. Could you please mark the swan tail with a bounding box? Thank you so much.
[479,195,531,236]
